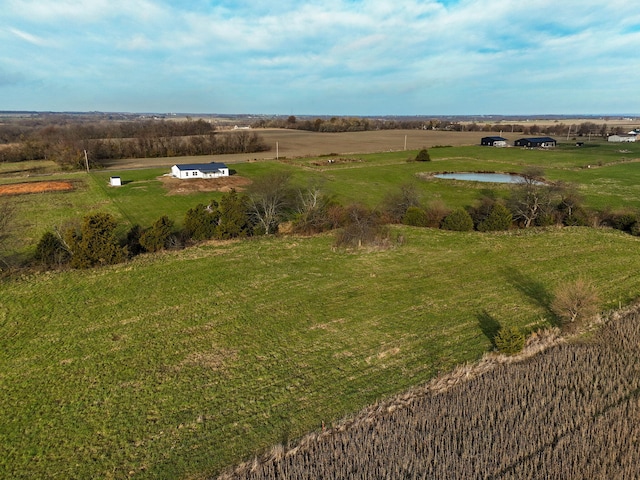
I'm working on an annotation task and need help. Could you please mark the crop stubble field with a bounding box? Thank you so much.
[2,130,640,478]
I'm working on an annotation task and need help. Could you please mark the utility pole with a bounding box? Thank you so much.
[84,150,89,173]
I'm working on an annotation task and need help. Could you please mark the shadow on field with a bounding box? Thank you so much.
[501,268,558,325]
[477,310,501,347]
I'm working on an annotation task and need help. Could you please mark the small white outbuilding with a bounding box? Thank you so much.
[109,176,122,187]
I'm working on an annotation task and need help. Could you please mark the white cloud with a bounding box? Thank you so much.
[7,27,49,46]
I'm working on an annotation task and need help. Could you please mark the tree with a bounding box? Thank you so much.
[124,224,145,257]
[216,189,252,239]
[556,185,590,226]
[441,208,474,231]
[551,278,600,332]
[247,172,293,235]
[184,202,219,241]
[34,231,70,267]
[140,215,175,252]
[382,183,421,223]
[508,168,554,228]
[402,206,429,227]
[64,212,127,268]
[424,200,450,228]
[477,203,512,231]
[494,326,526,355]
[415,148,431,162]
[334,204,388,249]
[292,182,336,234]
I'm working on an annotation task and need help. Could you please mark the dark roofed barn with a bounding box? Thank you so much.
[514,137,557,148]
[481,136,508,147]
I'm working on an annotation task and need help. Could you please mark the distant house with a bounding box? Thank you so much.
[481,136,508,147]
[171,162,230,179]
[608,134,636,143]
[109,176,122,187]
[514,137,557,148]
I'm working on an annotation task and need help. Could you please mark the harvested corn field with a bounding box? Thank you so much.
[221,307,640,479]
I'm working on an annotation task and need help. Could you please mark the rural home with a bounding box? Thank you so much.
[608,134,636,143]
[109,176,122,186]
[481,136,508,147]
[171,162,230,179]
[514,137,557,148]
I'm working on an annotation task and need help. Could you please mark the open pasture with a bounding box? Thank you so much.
[2,226,640,479]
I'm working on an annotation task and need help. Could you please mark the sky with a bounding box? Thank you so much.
[1,0,639,116]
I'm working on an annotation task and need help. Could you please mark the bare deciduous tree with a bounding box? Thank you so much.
[551,278,601,331]
[247,172,294,235]
[508,167,554,227]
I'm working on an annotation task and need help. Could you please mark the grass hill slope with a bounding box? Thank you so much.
[2,226,640,478]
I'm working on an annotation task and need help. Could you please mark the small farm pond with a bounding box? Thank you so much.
[434,172,529,183]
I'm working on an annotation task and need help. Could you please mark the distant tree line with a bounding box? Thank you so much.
[0,118,268,167]
[252,116,626,138]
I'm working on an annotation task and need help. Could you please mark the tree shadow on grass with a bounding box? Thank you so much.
[477,310,501,347]
[501,267,559,327]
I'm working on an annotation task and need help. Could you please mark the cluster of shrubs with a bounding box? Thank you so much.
[220,308,640,480]
[34,190,255,269]
[32,186,381,269]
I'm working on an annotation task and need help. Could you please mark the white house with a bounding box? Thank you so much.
[109,176,122,186]
[608,134,636,143]
[171,162,230,179]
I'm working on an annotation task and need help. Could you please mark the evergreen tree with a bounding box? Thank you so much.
[478,203,512,231]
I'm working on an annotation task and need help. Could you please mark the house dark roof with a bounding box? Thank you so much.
[517,137,556,143]
[482,136,507,141]
[174,162,228,172]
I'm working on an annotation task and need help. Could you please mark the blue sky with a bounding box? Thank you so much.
[1,0,639,115]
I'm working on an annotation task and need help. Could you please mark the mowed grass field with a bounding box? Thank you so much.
[3,227,640,479]
[2,132,640,478]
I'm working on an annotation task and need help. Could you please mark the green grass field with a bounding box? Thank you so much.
[2,226,640,478]
[2,141,640,478]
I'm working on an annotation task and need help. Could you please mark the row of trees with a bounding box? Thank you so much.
[0,119,268,167]
[251,116,626,137]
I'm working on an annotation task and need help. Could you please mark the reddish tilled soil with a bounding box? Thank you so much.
[0,181,74,196]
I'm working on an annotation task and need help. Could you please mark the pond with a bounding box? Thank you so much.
[434,172,531,184]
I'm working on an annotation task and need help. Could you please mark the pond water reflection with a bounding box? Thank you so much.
[434,172,529,184]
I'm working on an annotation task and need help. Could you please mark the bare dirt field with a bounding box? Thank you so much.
[158,175,252,195]
[0,181,74,196]
[101,129,494,170]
